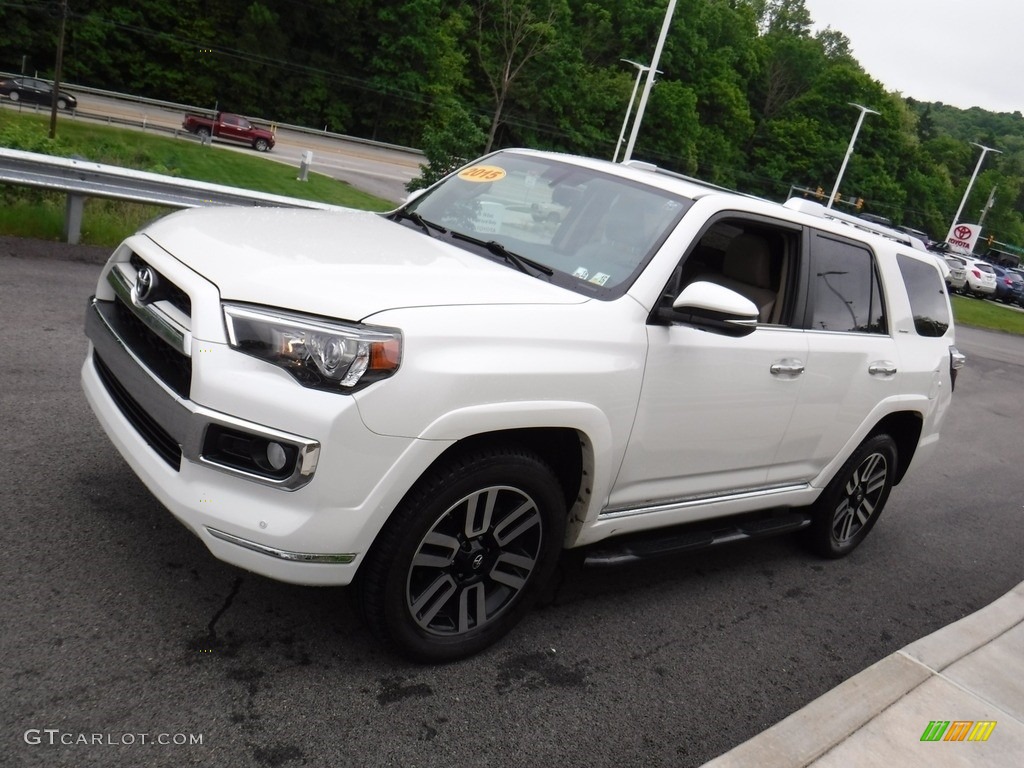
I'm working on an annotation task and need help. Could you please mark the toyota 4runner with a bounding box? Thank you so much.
[82,149,964,661]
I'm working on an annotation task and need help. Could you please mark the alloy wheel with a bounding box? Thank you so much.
[406,484,543,636]
[831,451,889,545]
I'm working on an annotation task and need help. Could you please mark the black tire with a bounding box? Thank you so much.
[803,434,897,559]
[56,98,68,110]
[8,91,19,102]
[197,127,211,141]
[254,138,269,152]
[355,446,566,662]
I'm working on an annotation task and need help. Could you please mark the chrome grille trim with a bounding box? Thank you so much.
[108,263,192,356]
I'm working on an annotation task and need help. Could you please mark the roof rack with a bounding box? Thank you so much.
[621,159,762,199]
[782,198,927,251]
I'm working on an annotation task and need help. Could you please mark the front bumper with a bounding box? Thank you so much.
[82,296,424,586]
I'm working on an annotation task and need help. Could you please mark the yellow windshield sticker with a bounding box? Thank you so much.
[458,165,507,182]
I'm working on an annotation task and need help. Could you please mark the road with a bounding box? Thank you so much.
[6,93,421,203]
[1,238,1022,768]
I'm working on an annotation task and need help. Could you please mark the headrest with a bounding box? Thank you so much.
[723,234,773,288]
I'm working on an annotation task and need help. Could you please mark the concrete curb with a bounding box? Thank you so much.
[902,581,1024,671]
[703,581,1024,767]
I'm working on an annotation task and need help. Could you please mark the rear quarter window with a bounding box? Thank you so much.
[897,254,950,337]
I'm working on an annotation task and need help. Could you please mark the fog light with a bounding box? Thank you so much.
[202,424,300,482]
[266,441,288,471]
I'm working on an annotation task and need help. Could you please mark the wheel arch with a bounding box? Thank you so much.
[868,410,923,485]
[421,427,587,520]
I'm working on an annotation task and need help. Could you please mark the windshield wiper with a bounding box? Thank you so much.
[390,209,447,237]
[449,232,554,277]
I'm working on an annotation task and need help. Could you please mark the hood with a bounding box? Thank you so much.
[142,207,584,320]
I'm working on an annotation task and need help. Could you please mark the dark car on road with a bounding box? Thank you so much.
[992,265,1024,305]
[0,77,78,110]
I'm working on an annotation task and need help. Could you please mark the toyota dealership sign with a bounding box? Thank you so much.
[946,222,981,254]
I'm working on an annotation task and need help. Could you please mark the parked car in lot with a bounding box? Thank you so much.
[82,148,964,661]
[991,265,1024,305]
[0,76,77,110]
[942,256,967,293]
[1013,268,1024,308]
[896,225,935,249]
[962,258,997,298]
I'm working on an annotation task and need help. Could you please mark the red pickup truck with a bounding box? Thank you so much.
[181,111,276,152]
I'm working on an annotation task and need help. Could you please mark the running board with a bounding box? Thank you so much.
[582,510,812,567]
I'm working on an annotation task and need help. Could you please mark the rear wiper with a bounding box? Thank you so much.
[390,209,447,237]
[449,232,554,277]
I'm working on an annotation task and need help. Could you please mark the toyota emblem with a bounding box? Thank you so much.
[953,225,973,240]
[135,266,156,303]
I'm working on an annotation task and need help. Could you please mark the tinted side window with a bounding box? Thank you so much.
[807,234,885,333]
[898,254,950,337]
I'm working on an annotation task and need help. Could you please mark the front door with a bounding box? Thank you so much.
[609,322,809,511]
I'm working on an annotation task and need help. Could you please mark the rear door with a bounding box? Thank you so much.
[768,231,899,485]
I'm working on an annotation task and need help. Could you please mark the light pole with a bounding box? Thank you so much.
[622,0,677,163]
[827,103,879,209]
[950,143,1001,231]
[613,60,659,163]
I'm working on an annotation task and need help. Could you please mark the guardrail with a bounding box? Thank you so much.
[0,147,348,244]
[0,71,423,156]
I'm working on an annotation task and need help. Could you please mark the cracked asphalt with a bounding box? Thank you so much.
[2,236,1022,768]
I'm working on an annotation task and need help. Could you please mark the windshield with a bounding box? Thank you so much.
[403,151,692,298]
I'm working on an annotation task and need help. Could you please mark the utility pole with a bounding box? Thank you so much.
[978,186,996,226]
[49,0,69,139]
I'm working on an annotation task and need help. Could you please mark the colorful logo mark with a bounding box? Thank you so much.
[920,720,997,742]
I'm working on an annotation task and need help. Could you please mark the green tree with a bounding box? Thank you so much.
[474,0,565,152]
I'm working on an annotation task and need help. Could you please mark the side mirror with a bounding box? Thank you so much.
[659,281,759,337]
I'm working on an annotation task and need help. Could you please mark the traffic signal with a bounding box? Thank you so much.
[815,186,824,200]
[855,198,864,210]
[833,192,842,204]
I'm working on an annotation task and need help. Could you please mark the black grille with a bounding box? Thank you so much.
[94,354,182,471]
[129,253,192,317]
[110,298,192,398]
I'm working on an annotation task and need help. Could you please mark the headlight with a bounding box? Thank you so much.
[223,304,401,393]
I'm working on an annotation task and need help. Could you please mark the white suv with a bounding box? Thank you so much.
[962,257,997,297]
[82,149,964,661]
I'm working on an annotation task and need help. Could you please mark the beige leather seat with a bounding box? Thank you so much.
[699,234,777,322]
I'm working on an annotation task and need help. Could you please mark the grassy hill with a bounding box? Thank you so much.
[0,110,393,246]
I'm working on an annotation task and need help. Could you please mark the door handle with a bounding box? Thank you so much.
[868,361,898,376]
[770,359,805,376]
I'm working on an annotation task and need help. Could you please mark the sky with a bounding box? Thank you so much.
[801,0,1022,114]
